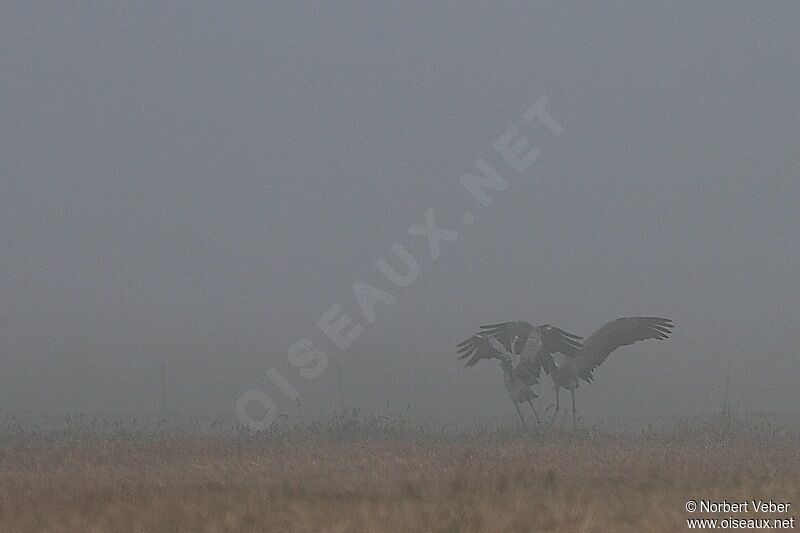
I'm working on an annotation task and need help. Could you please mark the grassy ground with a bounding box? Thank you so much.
[0,417,798,532]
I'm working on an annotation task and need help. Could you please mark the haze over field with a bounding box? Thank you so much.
[1,3,798,424]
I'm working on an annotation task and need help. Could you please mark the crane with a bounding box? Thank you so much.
[481,317,674,425]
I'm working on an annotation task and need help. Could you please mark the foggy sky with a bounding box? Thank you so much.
[1,2,798,423]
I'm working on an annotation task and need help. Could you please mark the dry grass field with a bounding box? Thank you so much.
[1,416,798,532]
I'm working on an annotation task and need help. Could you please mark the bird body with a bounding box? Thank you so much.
[499,354,538,404]
[544,355,579,390]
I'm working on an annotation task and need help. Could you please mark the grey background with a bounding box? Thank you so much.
[1,2,798,423]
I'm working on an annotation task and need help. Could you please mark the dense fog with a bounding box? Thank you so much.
[1,2,798,425]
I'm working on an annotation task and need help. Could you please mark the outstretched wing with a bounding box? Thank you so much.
[578,317,674,381]
[538,324,584,357]
[456,334,503,367]
[479,321,534,352]
[480,321,583,356]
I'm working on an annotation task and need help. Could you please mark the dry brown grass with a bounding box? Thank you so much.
[0,419,798,532]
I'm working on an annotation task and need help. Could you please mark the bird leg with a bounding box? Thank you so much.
[571,388,577,427]
[526,399,541,424]
[551,389,560,424]
[513,401,526,428]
